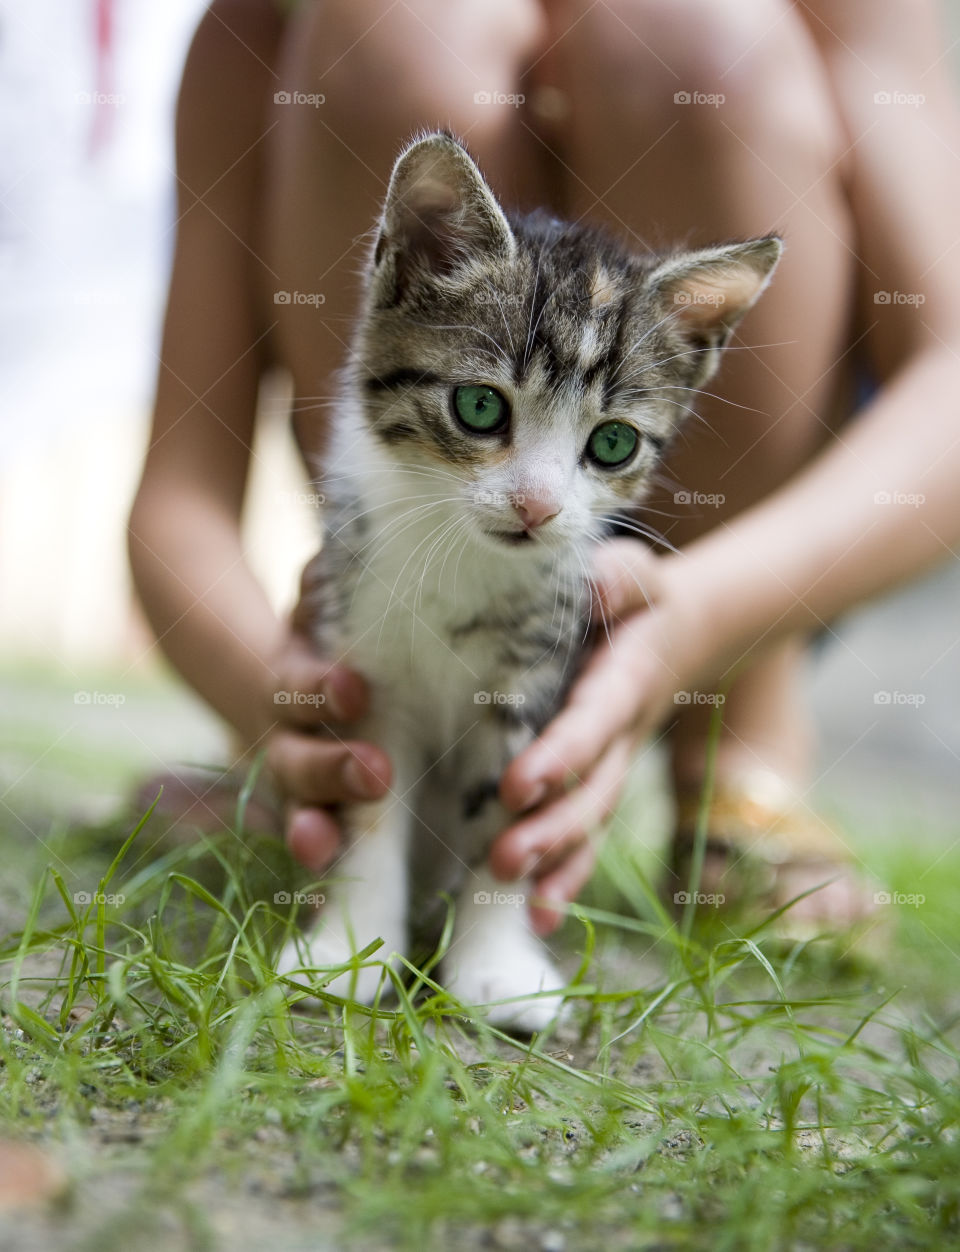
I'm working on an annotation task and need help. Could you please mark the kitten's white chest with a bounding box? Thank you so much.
[333,509,521,736]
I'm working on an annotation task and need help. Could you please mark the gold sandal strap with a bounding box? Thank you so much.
[673,770,850,867]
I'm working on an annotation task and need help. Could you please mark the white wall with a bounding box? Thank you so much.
[0,0,315,665]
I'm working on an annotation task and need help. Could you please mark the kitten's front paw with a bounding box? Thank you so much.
[444,948,567,1033]
[276,916,406,1005]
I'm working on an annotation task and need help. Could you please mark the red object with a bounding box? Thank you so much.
[89,0,114,156]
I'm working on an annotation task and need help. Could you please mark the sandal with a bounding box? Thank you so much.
[666,769,884,941]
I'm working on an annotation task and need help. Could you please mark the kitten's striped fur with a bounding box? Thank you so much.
[279,133,780,1030]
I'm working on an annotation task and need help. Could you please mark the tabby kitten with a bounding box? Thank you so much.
[278,132,780,1031]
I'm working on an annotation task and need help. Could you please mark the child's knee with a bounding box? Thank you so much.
[557,0,842,163]
[289,0,546,141]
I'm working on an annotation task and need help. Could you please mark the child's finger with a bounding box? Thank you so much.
[285,805,342,872]
[491,735,630,884]
[591,538,661,622]
[500,618,651,812]
[528,841,597,935]
[267,729,391,807]
[272,653,369,727]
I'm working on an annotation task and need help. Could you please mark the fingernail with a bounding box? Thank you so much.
[520,780,547,812]
[323,678,348,721]
[518,853,540,879]
[343,755,380,799]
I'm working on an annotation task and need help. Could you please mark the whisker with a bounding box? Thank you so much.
[596,514,680,556]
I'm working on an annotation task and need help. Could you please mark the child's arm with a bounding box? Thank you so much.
[497,0,960,924]
[128,1,390,860]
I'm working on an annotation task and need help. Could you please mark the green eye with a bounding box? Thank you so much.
[587,421,639,467]
[452,385,509,433]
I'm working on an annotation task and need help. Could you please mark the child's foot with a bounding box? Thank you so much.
[666,769,883,938]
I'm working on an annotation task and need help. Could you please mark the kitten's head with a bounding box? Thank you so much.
[354,132,780,554]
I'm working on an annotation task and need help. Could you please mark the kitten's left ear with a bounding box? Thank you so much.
[646,237,783,381]
[373,131,515,298]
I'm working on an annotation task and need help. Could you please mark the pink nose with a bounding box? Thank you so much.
[514,494,561,530]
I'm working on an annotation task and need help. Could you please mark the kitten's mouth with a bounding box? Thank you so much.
[488,527,534,546]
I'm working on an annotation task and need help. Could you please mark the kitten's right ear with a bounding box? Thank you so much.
[646,237,783,384]
[372,132,515,300]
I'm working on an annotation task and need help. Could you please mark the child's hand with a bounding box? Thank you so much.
[494,540,709,933]
[265,628,392,872]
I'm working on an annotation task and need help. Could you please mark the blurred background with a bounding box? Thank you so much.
[1,1,958,844]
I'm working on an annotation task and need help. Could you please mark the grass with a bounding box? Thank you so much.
[1,768,959,1251]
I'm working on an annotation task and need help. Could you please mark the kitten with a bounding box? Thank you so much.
[278,132,780,1031]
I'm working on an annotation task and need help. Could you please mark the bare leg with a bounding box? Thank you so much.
[538,0,869,917]
[263,0,550,457]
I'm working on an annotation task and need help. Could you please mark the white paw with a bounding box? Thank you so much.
[444,949,567,1033]
[276,916,407,1005]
